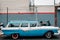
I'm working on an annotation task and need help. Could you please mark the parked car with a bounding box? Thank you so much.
[0,21,59,39]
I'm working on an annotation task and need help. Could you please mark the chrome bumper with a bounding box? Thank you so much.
[54,33,59,35]
[0,30,4,37]
[54,29,60,35]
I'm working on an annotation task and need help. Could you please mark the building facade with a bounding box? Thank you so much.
[0,0,59,26]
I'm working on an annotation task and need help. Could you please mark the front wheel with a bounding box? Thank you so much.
[45,32,53,39]
[11,34,19,39]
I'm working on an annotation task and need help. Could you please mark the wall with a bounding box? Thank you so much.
[0,0,55,13]
[0,13,55,26]
[0,0,55,26]
[0,0,30,13]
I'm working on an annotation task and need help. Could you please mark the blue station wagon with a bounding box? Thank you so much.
[0,21,59,39]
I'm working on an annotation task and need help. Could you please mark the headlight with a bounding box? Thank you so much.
[0,30,3,36]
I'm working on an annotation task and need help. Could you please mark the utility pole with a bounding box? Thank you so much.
[54,0,55,6]
[35,7,38,21]
[54,0,57,26]
[29,0,31,11]
[33,0,37,21]
[29,0,35,12]
[30,0,38,21]
[7,7,8,24]
[33,0,35,12]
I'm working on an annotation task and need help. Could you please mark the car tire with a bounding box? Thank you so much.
[11,34,19,39]
[45,32,53,39]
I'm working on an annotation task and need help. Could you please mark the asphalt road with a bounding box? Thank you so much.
[0,35,60,40]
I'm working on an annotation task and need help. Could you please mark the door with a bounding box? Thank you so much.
[28,23,43,36]
[57,10,60,27]
[20,23,30,36]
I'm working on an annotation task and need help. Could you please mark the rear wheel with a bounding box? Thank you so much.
[45,32,53,39]
[11,34,19,39]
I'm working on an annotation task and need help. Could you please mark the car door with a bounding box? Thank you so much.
[19,23,30,36]
[29,23,44,36]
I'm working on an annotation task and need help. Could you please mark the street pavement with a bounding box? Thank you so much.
[0,35,60,40]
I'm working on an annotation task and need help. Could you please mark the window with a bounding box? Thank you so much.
[30,23,37,27]
[8,23,20,27]
[21,23,28,27]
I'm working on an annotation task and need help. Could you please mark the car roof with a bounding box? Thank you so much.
[8,20,38,24]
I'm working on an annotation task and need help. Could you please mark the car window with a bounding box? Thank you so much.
[30,23,37,27]
[8,23,20,27]
[21,23,28,27]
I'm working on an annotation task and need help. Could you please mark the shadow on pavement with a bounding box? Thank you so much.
[3,35,59,39]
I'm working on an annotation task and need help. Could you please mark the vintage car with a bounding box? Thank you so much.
[0,21,59,39]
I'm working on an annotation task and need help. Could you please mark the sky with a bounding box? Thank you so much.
[31,0,60,5]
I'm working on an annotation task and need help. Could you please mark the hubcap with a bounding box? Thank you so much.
[46,32,52,38]
[12,34,18,39]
